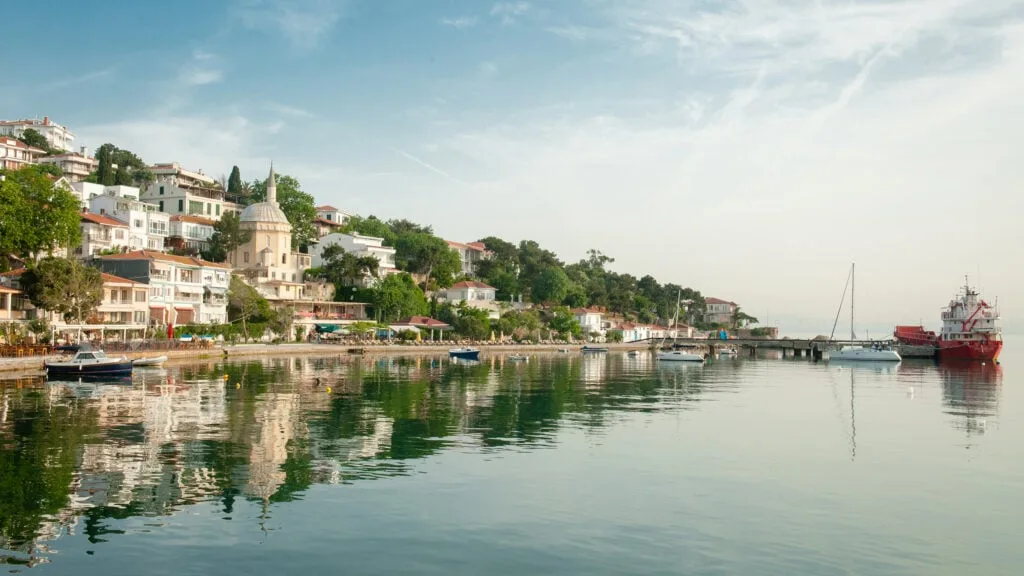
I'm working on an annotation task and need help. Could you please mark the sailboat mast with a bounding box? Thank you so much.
[850,262,855,341]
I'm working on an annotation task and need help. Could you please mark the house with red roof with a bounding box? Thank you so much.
[704,297,738,325]
[446,240,493,277]
[76,211,132,258]
[442,280,501,319]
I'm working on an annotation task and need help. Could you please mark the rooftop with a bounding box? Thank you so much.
[446,240,489,252]
[99,249,231,269]
[392,316,452,329]
[100,272,141,285]
[0,137,46,154]
[81,211,129,227]
[706,297,737,305]
[171,215,217,226]
[449,281,495,290]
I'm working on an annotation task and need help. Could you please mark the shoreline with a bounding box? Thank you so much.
[0,341,652,376]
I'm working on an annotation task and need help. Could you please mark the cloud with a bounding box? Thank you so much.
[264,102,316,118]
[441,16,479,29]
[234,0,346,49]
[389,147,466,185]
[546,25,590,41]
[491,1,530,24]
[177,50,223,86]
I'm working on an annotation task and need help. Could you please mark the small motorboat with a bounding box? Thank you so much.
[557,348,570,353]
[45,348,133,378]
[508,354,529,362]
[657,350,704,363]
[627,350,640,357]
[132,355,168,367]
[718,347,739,357]
[449,347,480,361]
[581,345,608,353]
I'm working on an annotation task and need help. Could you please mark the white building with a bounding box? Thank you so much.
[573,308,605,337]
[0,117,75,151]
[309,232,398,283]
[0,136,44,170]
[38,147,97,181]
[446,240,492,277]
[704,297,738,325]
[95,273,151,325]
[169,215,216,252]
[89,188,169,251]
[316,205,350,226]
[75,212,131,259]
[140,162,240,221]
[97,251,230,325]
[442,281,500,319]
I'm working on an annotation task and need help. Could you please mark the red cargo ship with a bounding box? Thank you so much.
[894,279,1002,362]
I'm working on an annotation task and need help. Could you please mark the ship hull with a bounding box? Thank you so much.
[938,339,1002,362]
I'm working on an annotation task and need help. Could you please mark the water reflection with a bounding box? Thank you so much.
[0,353,1008,567]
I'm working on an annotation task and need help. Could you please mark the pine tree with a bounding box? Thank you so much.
[95,144,115,185]
[114,163,132,186]
[228,166,242,195]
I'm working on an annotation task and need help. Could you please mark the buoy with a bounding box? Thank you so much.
[326,386,332,393]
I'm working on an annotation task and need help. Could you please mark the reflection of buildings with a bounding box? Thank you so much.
[246,393,302,501]
[940,363,1002,438]
[580,354,607,388]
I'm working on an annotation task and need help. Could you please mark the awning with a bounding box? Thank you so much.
[315,324,341,334]
[205,286,228,295]
[177,286,204,294]
[174,306,195,311]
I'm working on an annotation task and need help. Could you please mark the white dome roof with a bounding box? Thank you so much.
[240,201,289,224]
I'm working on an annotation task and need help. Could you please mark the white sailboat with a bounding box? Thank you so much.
[830,263,901,362]
[658,290,704,363]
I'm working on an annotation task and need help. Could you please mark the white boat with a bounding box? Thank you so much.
[508,354,529,362]
[657,350,705,362]
[829,263,901,362]
[132,355,168,367]
[658,290,705,364]
[718,347,738,357]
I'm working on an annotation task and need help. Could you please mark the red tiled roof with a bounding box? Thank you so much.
[392,316,452,329]
[99,249,231,269]
[0,137,46,154]
[100,272,141,285]
[446,240,488,252]
[170,215,216,226]
[316,205,339,211]
[314,217,342,226]
[705,297,736,305]
[0,269,26,278]
[81,211,129,227]
[449,281,495,290]
[572,307,603,315]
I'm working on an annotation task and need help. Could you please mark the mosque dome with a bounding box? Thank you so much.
[239,164,290,225]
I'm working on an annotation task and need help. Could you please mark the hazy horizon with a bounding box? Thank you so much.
[5,0,1021,331]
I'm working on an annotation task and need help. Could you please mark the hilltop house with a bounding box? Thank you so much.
[140,162,241,221]
[88,188,169,252]
[308,232,397,285]
[38,148,97,182]
[167,215,216,252]
[704,297,738,325]
[446,240,492,277]
[0,116,75,151]
[573,307,605,338]
[0,137,45,170]
[75,212,131,258]
[441,281,501,319]
[314,205,349,237]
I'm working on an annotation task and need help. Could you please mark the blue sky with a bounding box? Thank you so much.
[5,0,1024,330]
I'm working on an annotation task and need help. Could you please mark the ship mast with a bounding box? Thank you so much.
[850,263,855,341]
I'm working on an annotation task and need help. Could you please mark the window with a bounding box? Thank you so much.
[243,252,250,263]
[158,201,164,211]
[206,203,211,215]
[159,185,165,195]
[282,254,287,264]
[189,201,203,215]
[292,273,296,282]
[134,311,147,323]
[178,199,184,211]
[135,290,146,302]
[215,204,220,216]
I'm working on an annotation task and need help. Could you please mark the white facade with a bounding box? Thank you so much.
[38,148,97,182]
[98,251,230,325]
[446,240,491,277]
[443,281,500,319]
[704,298,737,325]
[96,273,150,325]
[141,163,239,220]
[169,216,216,251]
[316,206,350,226]
[75,212,131,259]
[310,232,398,279]
[0,137,44,170]
[0,117,74,151]
[573,308,605,336]
[89,190,169,251]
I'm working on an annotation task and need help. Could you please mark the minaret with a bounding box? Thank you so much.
[267,163,277,206]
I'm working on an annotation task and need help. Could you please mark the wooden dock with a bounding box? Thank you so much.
[658,337,901,360]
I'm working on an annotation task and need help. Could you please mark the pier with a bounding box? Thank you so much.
[656,337,909,360]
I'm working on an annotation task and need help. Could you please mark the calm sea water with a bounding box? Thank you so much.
[2,340,1022,575]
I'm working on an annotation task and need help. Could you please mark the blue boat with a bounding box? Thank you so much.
[45,348,133,378]
[448,347,480,361]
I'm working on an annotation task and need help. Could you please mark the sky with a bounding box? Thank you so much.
[4,0,1023,333]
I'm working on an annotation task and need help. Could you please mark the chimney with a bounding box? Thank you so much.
[43,116,49,125]
[80,146,87,156]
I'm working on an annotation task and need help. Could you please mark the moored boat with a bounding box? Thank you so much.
[657,350,704,362]
[581,345,608,353]
[448,347,480,361]
[45,348,133,378]
[893,278,1002,362]
[829,264,901,362]
[132,355,168,367]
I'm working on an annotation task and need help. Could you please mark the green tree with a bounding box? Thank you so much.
[35,162,63,178]
[372,273,428,322]
[17,128,49,151]
[394,232,461,288]
[344,215,397,245]
[547,306,581,338]
[20,258,103,323]
[733,307,759,329]
[201,212,251,263]
[494,309,541,341]
[95,144,115,185]
[227,275,274,341]
[0,165,82,262]
[227,165,242,195]
[249,173,317,250]
[319,244,380,287]
[531,267,571,304]
[451,303,491,340]
[114,163,132,185]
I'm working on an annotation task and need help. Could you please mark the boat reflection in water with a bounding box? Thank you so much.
[828,358,901,375]
[939,362,1002,439]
